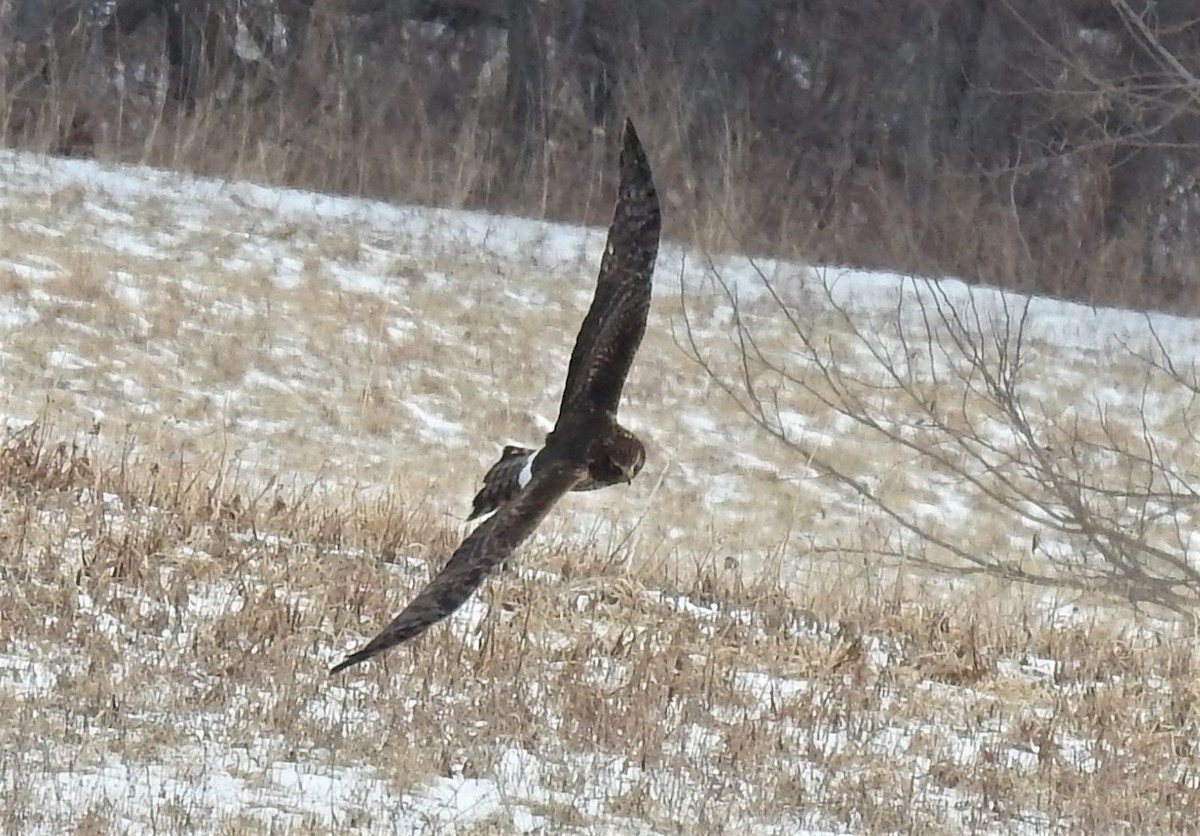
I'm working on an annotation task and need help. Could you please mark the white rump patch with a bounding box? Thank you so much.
[518,450,539,488]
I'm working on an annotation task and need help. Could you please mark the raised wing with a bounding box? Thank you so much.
[556,119,660,423]
[330,461,586,673]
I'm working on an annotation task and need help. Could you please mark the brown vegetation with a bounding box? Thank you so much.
[1,0,1198,311]
[4,415,1200,832]
[2,3,1200,830]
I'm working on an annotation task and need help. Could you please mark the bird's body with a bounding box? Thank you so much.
[469,412,645,521]
[331,120,660,674]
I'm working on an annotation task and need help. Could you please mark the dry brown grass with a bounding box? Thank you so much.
[3,419,1199,833]
[11,23,1187,320]
[1,139,1199,832]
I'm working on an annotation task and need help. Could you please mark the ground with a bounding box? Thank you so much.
[0,149,1197,834]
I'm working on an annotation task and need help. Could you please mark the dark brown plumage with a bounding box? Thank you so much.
[468,118,658,520]
[331,119,659,674]
[467,445,536,521]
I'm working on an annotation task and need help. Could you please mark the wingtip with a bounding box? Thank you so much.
[329,649,373,675]
[618,117,655,204]
[623,117,639,144]
[621,118,645,161]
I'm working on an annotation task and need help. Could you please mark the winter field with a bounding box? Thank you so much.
[1,147,1199,834]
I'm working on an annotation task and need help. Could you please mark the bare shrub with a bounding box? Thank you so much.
[683,259,1200,622]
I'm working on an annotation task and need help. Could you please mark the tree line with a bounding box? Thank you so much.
[2,0,1197,308]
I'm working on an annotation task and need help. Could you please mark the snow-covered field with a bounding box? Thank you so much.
[1,149,1198,833]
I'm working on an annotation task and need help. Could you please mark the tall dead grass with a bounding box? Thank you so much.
[4,24,1188,314]
[2,28,1199,829]
[3,417,1200,832]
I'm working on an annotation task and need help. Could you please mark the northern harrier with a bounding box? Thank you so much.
[331,119,660,674]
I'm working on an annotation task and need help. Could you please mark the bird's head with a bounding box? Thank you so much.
[605,428,646,485]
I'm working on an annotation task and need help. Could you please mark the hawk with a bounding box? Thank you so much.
[331,119,660,674]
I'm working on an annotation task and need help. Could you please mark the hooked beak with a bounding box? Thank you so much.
[620,464,638,484]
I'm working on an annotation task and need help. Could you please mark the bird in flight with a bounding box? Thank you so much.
[331,119,660,674]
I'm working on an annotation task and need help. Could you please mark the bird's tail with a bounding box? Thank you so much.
[467,445,537,520]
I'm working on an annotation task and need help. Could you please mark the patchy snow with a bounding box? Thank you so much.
[0,146,1197,833]
[22,753,513,835]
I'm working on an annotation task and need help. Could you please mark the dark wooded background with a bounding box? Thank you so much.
[3,1,1197,309]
